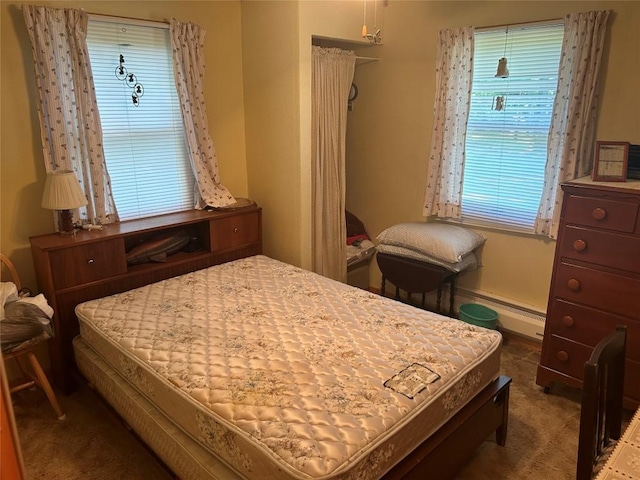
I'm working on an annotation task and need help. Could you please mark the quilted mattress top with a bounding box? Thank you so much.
[75,255,502,479]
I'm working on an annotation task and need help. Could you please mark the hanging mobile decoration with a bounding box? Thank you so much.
[114,54,144,106]
[115,54,127,80]
[492,27,510,111]
[495,27,510,78]
[492,95,506,111]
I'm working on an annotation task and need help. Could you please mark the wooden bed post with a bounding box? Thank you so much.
[384,375,512,480]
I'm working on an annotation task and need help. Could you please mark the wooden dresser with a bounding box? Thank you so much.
[536,179,640,408]
[30,207,262,394]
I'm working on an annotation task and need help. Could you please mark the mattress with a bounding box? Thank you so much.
[74,255,502,480]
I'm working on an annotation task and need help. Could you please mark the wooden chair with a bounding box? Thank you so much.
[576,324,626,480]
[1,253,65,420]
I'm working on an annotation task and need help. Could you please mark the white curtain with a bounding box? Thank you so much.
[534,10,611,238]
[23,5,118,225]
[311,47,356,282]
[423,28,475,218]
[170,19,235,209]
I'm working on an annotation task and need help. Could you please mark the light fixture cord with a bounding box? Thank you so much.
[362,0,367,37]
[374,0,377,29]
[503,26,508,58]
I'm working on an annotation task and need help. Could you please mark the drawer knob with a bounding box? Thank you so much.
[233,227,239,233]
[573,239,587,252]
[561,315,575,327]
[591,208,606,221]
[557,351,569,362]
[567,278,580,291]
[87,258,94,264]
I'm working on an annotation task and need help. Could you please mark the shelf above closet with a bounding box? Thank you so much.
[312,35,381,65]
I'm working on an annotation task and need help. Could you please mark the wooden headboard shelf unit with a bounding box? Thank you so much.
[30,207,262,394]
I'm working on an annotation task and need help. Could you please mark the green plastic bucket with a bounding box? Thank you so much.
[458,303,498,330]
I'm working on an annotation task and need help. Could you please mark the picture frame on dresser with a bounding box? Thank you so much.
[592,141,630,182]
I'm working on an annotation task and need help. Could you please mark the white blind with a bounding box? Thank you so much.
[87,19,194,221]
[462,23,564,232]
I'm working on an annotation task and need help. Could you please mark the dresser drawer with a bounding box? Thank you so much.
[49,239,127,289]
[559,226,640,272]
[547,299,640,361]
[564,194,639,233]
[543,335,591,380]
[544,335,640,400]
[211,212,261,252]
[554,262,640,318]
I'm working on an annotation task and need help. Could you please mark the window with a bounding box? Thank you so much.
[86,19,193,221]
[461,23,564,232]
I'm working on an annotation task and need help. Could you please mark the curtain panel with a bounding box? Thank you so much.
[311,47,356,282]
[423,13,610,239]
[23,5,118,226]
[170,19,235,209]
[534,10,611,238]
[422,27,475,219]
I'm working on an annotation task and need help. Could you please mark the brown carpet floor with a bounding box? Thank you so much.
[11,336,587,479]
[457,336,582,480]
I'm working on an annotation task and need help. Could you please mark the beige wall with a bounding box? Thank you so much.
[297,1,385,270]
[240,0,372,270]
[346,1,640,311]
[2,0,639,315]
[241,1,302,267]
[0,0,248,290]
[241,0,376,270]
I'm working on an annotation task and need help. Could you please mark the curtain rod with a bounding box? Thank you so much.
[476,17,563,32]
[88,12,169,29]
[23,4,169,27]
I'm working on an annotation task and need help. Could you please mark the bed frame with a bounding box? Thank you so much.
[31,207,511,478]
[75,335,511,480]
[377,252,458,317]
[386,374,511,479]
[73,252,510,480]
[68,246,511,478]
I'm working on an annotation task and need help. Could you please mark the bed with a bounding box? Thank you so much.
[72,255,510,480]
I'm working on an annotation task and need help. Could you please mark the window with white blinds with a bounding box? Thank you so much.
[86,18,193,221]
[461,23,564,232]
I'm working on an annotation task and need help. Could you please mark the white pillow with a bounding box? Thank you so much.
[0,282,19,322]
[376,223,485,263]
[376,244,478,273]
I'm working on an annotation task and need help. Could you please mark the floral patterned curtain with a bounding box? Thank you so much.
[423,27,475,218]
[311,47,356,282]
[23,5,118,225]
[170,19,235,209]
[534,10,611,238]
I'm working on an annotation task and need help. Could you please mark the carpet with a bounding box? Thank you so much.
[11,336,585,479]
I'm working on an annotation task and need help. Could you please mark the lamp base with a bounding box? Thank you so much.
[57,210,76,236]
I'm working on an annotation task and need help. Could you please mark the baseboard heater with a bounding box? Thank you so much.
[401,287,546,342]
[453,288,546,341]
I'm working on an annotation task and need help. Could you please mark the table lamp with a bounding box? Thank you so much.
[41,170,88,236]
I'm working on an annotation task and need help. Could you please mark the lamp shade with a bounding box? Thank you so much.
[41,170,88,210]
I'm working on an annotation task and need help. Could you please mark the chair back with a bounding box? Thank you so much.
[576,324,627,480]
[0,253,21,291]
